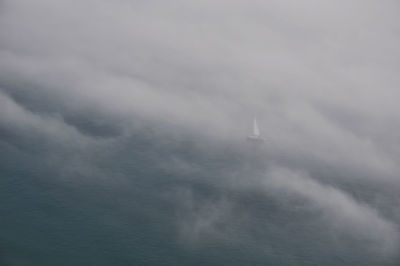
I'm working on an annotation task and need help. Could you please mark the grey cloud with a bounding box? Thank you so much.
[0,90,89,144]
[1,0,400,263]
[263,167,399,255]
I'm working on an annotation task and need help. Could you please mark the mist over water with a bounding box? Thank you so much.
[1,0,400,265]
[0,100,399,265]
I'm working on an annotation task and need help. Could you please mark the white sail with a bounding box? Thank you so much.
[253,118,260,136]
[247,117,264,142]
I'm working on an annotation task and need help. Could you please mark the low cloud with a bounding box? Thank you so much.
[264,167,399,255]
[1,0,400,263]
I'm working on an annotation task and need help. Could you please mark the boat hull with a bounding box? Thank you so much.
[247,135,265,142]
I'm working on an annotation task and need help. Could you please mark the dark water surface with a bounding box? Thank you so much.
[0,113,399,266]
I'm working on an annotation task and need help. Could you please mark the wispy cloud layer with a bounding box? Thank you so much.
[264,167,399,254]
[1,0,400,262]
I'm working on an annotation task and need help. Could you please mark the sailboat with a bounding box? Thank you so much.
[247,117,265,142]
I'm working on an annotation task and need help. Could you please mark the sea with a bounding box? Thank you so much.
[0,92,399,265]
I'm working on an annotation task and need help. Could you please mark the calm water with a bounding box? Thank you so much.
[0,115,399,266]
